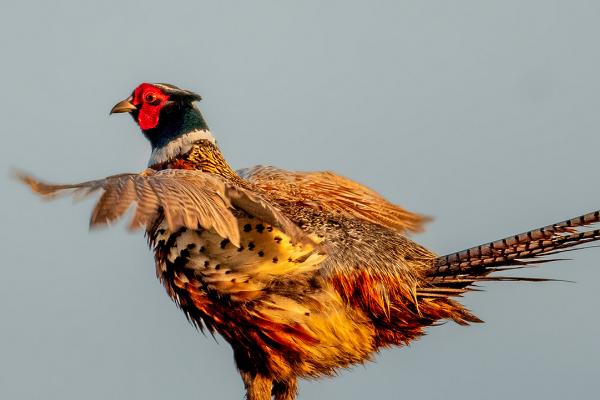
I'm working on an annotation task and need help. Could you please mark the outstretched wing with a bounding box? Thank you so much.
[238,165,430,234]
[17,169,308,247]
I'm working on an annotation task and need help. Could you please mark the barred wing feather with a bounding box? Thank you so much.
[17,169,307,247]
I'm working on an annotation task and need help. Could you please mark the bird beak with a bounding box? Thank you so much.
[110,96,137,115]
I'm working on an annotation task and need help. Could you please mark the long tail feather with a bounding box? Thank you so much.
[428,210,600,286]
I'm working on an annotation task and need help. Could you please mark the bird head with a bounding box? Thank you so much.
[111,83,212,157]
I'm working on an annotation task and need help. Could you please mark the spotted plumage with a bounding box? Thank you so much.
[18,82,600,400]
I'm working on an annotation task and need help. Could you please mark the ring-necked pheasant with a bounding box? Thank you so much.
[18,83,600,400]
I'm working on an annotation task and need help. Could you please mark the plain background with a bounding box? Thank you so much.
[1,1,599,399]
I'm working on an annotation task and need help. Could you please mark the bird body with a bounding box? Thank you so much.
[19,83,600,400]
[145,139,447,383]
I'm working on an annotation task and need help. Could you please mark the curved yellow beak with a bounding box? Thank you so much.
[110,96,137,115]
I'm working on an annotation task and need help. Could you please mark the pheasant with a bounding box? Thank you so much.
[18,83,600,400]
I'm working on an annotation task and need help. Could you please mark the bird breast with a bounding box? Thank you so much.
[149,218,377,378]
[152,218,326,302]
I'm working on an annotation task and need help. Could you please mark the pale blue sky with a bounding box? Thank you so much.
[1,1,599,399]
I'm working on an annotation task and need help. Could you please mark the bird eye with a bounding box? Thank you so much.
[144,93,160,105]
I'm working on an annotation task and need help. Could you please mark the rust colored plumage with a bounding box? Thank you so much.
[19,141,600,399]
[17,83,600,400]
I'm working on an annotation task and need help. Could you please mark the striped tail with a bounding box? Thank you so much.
[425,210,600,290]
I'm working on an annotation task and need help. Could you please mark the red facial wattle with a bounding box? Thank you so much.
[132,83,170,131]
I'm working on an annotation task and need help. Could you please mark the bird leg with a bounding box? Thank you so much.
[272,377,298,400]
[241,371,272,400]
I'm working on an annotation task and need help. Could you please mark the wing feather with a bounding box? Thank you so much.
[129,176,161,229]
[17,169,308,247]
[239,165,429,234]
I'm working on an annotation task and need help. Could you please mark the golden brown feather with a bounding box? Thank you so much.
[238,165,430,234]
[17,140,600,400]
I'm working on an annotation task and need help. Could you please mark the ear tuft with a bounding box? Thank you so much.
[153,83,202,102]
